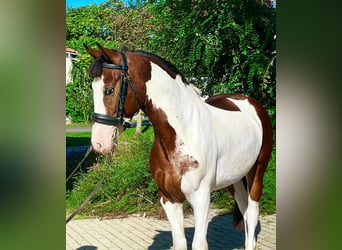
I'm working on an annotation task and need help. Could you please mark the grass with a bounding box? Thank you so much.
[66,125,276,219]
[66,125,158,218]
[66,132,91,147]
[260,146,276,214]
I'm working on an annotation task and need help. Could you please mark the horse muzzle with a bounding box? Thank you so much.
[91,123,120,154]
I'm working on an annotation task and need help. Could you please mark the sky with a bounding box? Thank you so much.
[66,0,275,9]
[66,0,108,8]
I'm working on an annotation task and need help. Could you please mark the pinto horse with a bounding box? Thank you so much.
[84,44,273,250]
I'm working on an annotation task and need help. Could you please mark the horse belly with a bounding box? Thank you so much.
[210,109,263,190]
[214,152,259,190]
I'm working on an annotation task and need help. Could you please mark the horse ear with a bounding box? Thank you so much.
[83,44,101,59]
[96,43,120,64]
[96,43,111,62]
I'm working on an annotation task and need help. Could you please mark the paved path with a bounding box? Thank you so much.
[66,211,276,249]
[66,126,92,133]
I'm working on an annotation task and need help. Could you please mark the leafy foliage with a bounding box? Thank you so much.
[148,0,276,108]
[66,1,155,123]
[66,53,94,123]
[66,4,111,42]
[103,0,154,50]
[66,0,276,115]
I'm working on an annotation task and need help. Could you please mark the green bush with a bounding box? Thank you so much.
[149,0,276,109]
[66,58,93,123]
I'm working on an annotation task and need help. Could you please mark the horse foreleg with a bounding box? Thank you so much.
[186,187,211,250]
[160,197,187,250]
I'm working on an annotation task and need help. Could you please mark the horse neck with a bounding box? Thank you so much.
[142,62,205,135]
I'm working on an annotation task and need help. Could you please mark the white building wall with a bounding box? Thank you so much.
[66,57,73,84]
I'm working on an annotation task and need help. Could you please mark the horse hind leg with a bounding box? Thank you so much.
[230,157,271,249]
[228,178,248,232]
[244,139,273,249]
[230,171,260,250]
[229,177,252,249]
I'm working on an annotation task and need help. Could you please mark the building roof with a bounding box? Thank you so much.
[66,46,78,54]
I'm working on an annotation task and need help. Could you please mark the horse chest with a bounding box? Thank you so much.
[149,132,201,203]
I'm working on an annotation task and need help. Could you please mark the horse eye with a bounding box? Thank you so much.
[104,88,114,96]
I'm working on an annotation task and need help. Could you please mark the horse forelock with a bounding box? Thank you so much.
[89,56,105,78]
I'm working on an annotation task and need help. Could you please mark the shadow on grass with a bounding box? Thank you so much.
[66,149,97,191]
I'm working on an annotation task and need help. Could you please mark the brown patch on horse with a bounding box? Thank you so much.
[122,53,150,117]
[205,94,241,111]
[246,97,273,201]
[146,103,198,203]
[133,51,188,83]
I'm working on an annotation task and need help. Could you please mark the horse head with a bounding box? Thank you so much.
[84,44,146,154]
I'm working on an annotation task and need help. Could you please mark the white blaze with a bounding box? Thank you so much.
[91,76,118,153]
[92,76,106,114]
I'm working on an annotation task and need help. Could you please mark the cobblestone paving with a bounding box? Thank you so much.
[66,211,276,250]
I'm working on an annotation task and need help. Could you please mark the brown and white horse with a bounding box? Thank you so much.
[84,44,273,250]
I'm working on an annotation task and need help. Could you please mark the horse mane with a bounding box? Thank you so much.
[88,49,188,84]
[134,50,188,84]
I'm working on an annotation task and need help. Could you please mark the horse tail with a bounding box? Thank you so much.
[232,177,247,231]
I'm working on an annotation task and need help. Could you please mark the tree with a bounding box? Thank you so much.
[66,1,155,124]
[66,0,276,124]
[148,0,276,108]
[104,0,154,50]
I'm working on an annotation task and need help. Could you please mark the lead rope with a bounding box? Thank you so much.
[66,172,107,224]
[66,145,93,183]
[66,132,118,224]
[66,152,113,224]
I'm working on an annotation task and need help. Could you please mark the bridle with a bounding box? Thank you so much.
[67,51,142,224]
[92,51,141,127]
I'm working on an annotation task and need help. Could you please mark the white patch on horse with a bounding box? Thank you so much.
[146,62,210,176]
[91,76,119,153]
[92,76,106,114]
[197,98,263,190]
[146,62,263,193]
[244,196,259,250]
[160,198,187,249]
[228,98,263,133]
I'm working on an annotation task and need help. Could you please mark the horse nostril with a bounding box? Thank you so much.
[95,142,102,152]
